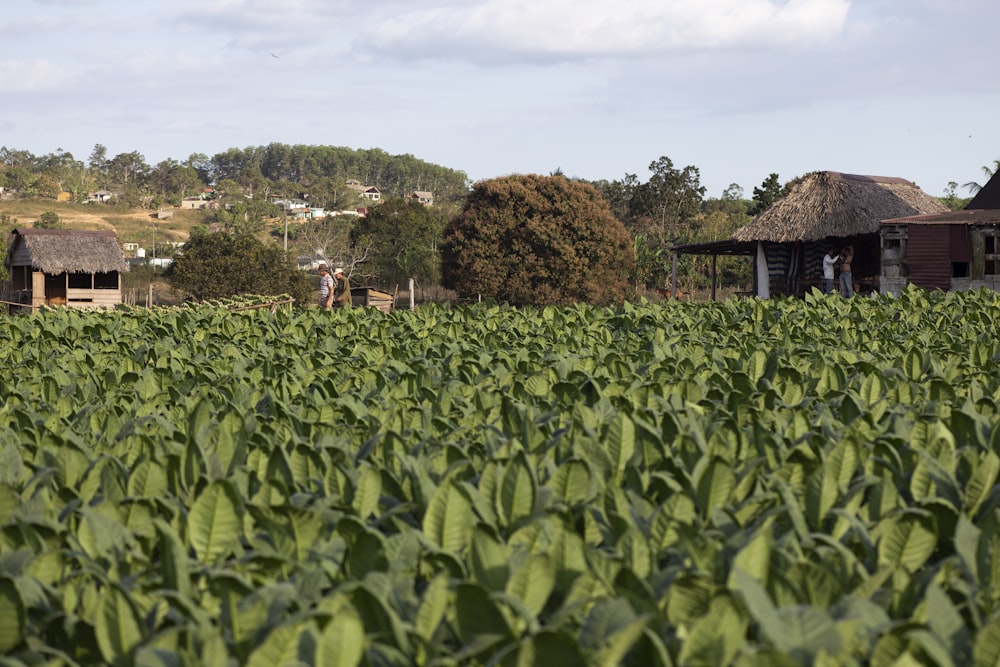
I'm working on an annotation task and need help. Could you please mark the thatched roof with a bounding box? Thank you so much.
[734,172,949,243]
[6,228,129,274]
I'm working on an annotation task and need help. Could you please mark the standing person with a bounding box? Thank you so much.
[318,264,334,309]
[839,246,855,297]
[333,267,352,308]
[822,248,839,294]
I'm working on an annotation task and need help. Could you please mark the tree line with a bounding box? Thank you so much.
[0,143,471,210]
[1,142,978,304]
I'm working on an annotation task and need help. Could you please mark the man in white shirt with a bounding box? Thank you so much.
[822,248,839,294]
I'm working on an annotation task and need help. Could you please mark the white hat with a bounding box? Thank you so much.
[334,267,344,274]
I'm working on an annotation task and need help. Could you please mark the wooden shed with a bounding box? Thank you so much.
[3,228,129,311]
[878,170,1000,294]
[732,172,948,297]
[350,287,395,312]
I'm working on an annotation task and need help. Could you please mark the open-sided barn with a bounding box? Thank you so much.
[733,172,948,297]
[3,228,129,312]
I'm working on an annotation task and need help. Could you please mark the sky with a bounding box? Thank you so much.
[2,0,998,199]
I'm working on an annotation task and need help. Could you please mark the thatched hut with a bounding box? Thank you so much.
[3,228,129,311]
[879,170,1000,293]
[733,172,948,297]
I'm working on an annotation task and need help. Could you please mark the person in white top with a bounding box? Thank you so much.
[318,264,334,309]
[822,248,839,294]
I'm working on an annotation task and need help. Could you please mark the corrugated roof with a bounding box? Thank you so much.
[883,209,1000,225]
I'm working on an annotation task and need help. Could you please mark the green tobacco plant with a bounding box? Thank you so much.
[3,289,1000,663]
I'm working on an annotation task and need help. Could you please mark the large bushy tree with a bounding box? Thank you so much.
[352,198,445,289]
[167,232,311,304]
[441,175,635,306]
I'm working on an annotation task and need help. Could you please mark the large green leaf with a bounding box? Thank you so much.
[95,583,145,665]
[155,519,191,598]
[605,414,636,483]
[496,452,537,529]
[877,511,938,573]
[731,517,774,585]
[974,615,1000,667]
[423,479,474,554]
[469,526,510,591]
[675,593,747,667]
[246,621,305,667]
[505,553,555,618]
[0,484,21,526]
[511,630,586,667]
[0,577,25,654]
[316,609,365,667]
[188,480,243,564]
[454,583,513,652]
[352,463,382,519]
[694,456,735,517]
[549,458,593,506]
[963,451,1000,517]
[413,574,450,642]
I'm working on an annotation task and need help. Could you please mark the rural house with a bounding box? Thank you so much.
[86,190,114,204]
[407,190,434,206]
[3,228,129,312]
[879,170,1000,293]
[732,172,948,298]
[346,179,381,202]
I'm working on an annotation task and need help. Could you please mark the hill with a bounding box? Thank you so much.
[0,200,209,248]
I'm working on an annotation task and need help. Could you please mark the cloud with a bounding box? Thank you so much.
[0,59,81,92]
[362,0,851,62]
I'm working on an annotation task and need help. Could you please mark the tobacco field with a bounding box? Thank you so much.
[2,287,1000,666]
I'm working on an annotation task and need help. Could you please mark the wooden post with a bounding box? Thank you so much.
[671,252,678,298]
[711,255,717,301]
[31,271,45,311]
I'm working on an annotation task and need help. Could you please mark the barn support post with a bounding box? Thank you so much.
[711,255,717,301]
[755,242,770,299]
[671,252,678,298]
[31,271,45,311]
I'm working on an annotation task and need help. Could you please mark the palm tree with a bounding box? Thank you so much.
[963,159,1000,194]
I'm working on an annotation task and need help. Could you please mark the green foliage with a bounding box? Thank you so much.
[351,198,445,288]
[34,210,60,229]
[442,174,635,305]
[940,181,972,211]
[2,289,1000,663]
[214,197,279,236]
[167,231,311,303]
[751,173,788,215]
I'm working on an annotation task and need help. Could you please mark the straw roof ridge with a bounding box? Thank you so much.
[733,171,949,243]
[6,228,129,274]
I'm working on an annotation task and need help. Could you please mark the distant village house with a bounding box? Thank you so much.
[346,179,381,202]
[407,190,434,206]
[86,190,114,204]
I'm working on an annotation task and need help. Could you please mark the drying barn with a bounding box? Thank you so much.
[880,170,1000,294]
[733,172,948,298]
[3,228,129,312]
